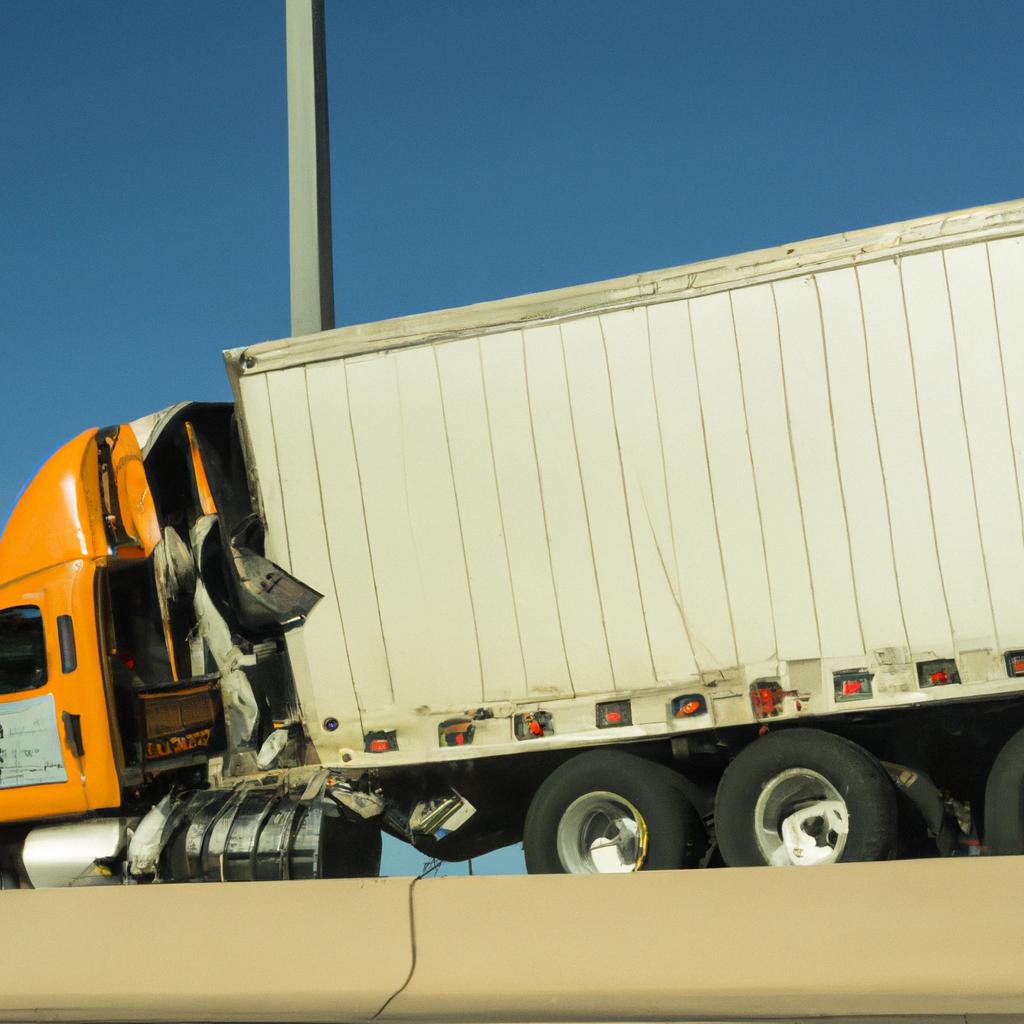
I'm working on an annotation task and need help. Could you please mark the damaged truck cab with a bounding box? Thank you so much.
[0,405,350,888]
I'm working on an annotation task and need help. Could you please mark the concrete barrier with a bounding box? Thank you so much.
[2,859,1023,1022]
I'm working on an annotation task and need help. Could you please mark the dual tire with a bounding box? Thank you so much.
[523,750,707,873]
[715,729,898,866]
[523,730,898,873]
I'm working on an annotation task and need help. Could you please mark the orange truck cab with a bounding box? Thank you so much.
[0,404,318,887]
[0,426,124,824]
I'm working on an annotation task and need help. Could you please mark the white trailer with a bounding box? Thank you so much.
[229,200,1024,747]
[219,199,1024,871]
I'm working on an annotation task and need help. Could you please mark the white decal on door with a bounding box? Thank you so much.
[0,694,68,789]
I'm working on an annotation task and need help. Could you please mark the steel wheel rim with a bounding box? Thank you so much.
[753,767,849,866]
[556,791,648,873]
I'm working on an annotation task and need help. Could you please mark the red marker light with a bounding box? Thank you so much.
[438,719,475,747]
[917,658,960,689]
[596,701,632,728]
[834,670,873,702]
[671,694,707,718]
[370,739,390,753]
[756,687,777,715]
[751,680,796,717]
[515,711,552,739]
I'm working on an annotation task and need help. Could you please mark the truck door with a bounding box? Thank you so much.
[0,562,121,825]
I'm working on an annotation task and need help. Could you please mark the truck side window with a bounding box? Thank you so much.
[0,606,47,695]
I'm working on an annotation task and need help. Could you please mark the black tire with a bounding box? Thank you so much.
[715,729,898,867]
[523,750,707,874]
[984,726,1024,855]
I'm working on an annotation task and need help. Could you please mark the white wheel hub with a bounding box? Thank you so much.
[753,768,850,866]
[556,791,649,873]
[775,799,848,865]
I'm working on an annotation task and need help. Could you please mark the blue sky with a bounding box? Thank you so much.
[2,1,1022,875]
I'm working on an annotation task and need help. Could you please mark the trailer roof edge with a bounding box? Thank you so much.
[228,197,1024,376]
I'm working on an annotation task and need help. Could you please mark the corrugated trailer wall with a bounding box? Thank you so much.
[235,213,1024,760]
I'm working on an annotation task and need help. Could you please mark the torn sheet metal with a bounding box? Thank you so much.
[326,783,385,820]
[127,795,172,876]
[409,793,476,838]
[130,402,193,457]
[152,525,197,681]
[225,541,322,635]
[154,527,196,607]
[256,728,291,770]
[191,515,261,749]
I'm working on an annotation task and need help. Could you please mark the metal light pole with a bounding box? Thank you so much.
[286,0,335,336]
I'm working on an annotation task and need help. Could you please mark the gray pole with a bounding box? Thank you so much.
[286,0,335,336]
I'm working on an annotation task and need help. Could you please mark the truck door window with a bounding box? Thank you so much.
[0,606,47,696]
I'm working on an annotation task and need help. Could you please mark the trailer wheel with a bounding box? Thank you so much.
[715,729,897,867]
[523,750,706,874]
[983,726,1024,855]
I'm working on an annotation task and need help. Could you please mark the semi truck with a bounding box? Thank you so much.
[4,197,1024,887]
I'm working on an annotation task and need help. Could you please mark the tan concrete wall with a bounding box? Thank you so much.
[2,859,1023,1022]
